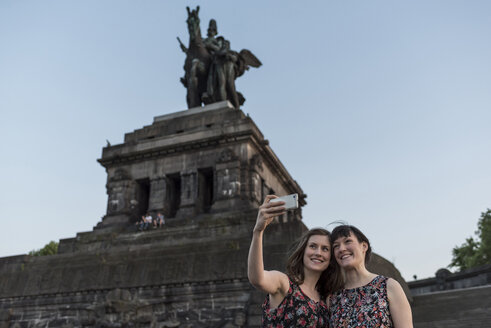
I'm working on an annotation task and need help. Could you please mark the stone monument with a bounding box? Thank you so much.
[0,7,410,327]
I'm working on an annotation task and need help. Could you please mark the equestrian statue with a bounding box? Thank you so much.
[178,6,262,109]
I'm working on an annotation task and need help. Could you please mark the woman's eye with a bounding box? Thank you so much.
[322,247,329,252]
[333,245,339,249]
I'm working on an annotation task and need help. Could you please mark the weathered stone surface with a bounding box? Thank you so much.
[0,218,305,327]
[408,264,491,327]
[411,285,491,328]
[96,102,306,231]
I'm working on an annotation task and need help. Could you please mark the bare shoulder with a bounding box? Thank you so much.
[386,278,410,306]
[268,270,290,294]
[387,277,401,287]
[387,278,404,295]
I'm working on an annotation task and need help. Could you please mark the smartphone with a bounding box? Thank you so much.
[270,193,299,210]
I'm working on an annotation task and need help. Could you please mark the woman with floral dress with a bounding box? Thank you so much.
[329,225,413,328]
[248,195,342,327]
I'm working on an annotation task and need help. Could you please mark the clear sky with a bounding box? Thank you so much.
[1,1,490,282]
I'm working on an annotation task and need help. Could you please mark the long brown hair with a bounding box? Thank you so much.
[286,228,343,297]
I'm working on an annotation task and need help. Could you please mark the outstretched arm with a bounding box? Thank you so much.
[387,278,413,328]
[248,195,288,296]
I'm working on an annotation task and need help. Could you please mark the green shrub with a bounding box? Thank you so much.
[29,241,58,256]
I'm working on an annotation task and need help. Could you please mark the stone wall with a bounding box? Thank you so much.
[409,264,491,327]
[0,281,256,328]
[0,213,306,327]
[412,285,491,328]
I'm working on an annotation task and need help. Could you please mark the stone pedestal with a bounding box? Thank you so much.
[96,101,306,228]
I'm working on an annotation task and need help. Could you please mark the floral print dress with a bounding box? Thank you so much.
[329,275,393,328]
[262,278,329,327]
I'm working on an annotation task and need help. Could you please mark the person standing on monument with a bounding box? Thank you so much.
[329,225,413,328]
[248,195,342,327]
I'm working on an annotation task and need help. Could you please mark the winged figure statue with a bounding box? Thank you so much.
[178,6,262,109]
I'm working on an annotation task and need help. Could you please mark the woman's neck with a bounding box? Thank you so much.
[299,270,322,300]
[343,266,376,289]
[303,270,320,288]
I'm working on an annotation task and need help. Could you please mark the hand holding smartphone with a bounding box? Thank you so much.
[269,193,299,210]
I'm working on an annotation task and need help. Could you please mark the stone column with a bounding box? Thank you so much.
[97,168,138,230]
[176,170,198,218]
[106,180,137,215]
[148,176,167,213]
[249,154,264,205]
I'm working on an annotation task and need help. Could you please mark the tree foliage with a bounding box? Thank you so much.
[450,209,491,271]
[29,241,58,257]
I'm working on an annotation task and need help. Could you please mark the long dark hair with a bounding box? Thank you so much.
[286,228,343,297]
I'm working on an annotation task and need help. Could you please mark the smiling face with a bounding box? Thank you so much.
[332,233,368,269]
[302,234,331,273]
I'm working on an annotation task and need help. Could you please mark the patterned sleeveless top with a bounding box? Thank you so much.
[329,275,393,328]
[262,278,329,327]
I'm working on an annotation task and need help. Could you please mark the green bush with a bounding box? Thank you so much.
[29,241,59,256]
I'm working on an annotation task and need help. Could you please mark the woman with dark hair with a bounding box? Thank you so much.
[329,225,413,328]
[248,195,342,327]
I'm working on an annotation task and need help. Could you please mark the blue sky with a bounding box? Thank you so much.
[1,0,490,281]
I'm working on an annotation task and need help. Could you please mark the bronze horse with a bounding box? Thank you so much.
[179,6,210,108]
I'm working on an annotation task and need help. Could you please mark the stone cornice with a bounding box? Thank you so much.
[98,115,305,205]
[98,129,253,167]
